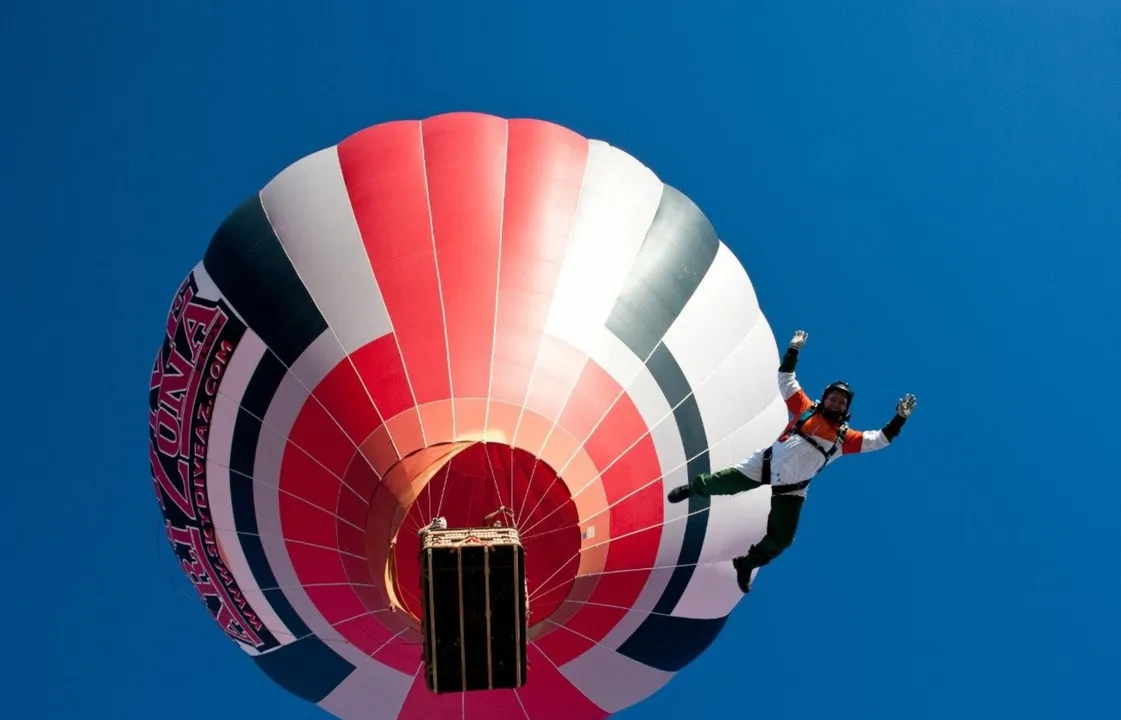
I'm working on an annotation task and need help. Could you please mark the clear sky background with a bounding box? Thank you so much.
[3,1,1119,718]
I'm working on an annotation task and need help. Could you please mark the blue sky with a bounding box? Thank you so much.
[3,1,1120,718]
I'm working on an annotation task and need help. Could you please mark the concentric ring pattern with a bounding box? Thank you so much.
[147,111,789,719]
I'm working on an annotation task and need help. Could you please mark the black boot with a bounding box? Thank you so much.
[732,556,756,594]
[667,485,692,503]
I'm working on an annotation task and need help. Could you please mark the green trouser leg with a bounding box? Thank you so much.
[690,467,762,496]
[740,495,805,567]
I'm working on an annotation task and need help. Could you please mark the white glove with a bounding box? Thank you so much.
[789,329,808,350]
[896,393,916,418]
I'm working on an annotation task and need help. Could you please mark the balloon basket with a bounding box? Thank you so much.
[418,525,528,694]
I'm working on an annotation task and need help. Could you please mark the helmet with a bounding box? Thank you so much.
[819,381,853,423]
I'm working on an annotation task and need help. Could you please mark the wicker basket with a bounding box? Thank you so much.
[418,524,529,693]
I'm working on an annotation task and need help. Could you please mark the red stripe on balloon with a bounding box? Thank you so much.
[337,121,451,420]
[306,360,384,448]
[278,440,342,515]
[279,347,418,662]
[487,119,588,414]
[286,397,355,480]
[349,334,416,430]
[421,113,506,404]
[529,375,663,664]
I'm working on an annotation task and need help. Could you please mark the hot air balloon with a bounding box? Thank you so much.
[148,111,789,719]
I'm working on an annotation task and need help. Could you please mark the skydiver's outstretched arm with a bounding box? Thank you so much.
[779,330,812,415]
[840,394,917,454]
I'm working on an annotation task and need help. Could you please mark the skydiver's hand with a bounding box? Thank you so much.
[789,330,808,350]
[896,393,916,418]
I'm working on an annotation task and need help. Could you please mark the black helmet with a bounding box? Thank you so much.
[819,381,853,422]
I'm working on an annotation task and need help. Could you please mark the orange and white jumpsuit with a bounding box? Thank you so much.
[728,369,895,498]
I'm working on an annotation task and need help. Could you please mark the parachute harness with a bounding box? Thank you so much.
[762,404,847,495]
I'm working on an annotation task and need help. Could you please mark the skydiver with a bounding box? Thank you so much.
[666,329,916,594]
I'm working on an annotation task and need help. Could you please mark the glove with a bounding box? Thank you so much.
[896,393,916,418]
[789,329,808,350]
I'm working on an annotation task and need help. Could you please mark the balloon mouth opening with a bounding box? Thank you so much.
[364,440,583,635]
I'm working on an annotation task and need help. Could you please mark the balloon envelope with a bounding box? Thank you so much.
[148,112,788,718]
